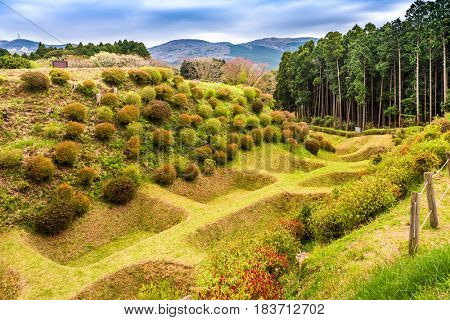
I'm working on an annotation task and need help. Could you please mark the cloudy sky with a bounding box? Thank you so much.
[0,0,413,47]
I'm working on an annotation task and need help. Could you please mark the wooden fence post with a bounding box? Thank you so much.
[424,172,438,228]
[447,151,450,177]
[96,93,102,106]
[409,192,420,256]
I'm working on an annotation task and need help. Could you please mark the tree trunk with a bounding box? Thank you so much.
[336,58,342,128]
[429,53,432,123]
[378,77,383,128]
[416,46,420,124]
[371,77,374,126]
[434,66,437,116]
[363,65,366,131]
[398,47,402,127]
[443,35,447,103]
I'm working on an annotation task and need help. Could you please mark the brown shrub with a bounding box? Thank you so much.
[251,128,263,145]
[54,141,80,165]
[153,129,175,150]
[65,121,85,139]
[183,163,200,181]
[78,167,97,186]
[142,100,171,123]
[195,145,213,162]
[153,164,177,185]
[25,155,55,181]
[128,69,150,85]
[102,176,137,204]
[124,136,141,159]
[226,143,239,160]
[305,139,320,155]
[94,122,117,140]
[117,105,140,124]
[21,71,50,91]
[179,113,192,127]
[102,68,127,86]
[213,150,227,166]
[101,92,119,107]
[240,134,254,151]
[251,99,264,114]
[172,93,189,108]
[63,103,87,122]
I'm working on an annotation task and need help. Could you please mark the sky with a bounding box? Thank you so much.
[0,0,414,47]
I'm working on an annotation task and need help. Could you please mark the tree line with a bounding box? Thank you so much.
[275,0,449,129]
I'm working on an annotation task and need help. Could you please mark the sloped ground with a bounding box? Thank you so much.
[0,134,391,299]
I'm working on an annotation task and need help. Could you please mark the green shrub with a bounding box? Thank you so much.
[122,164,141,185]
[320,138,336,153]
[180,128,197,147]
[0,148,22,168]
[251,99,264,114]
[198,104,213,119]
[172,155,189,176]
[0,55,31,69]
[155,84,174,101]
[214,104,230,118]
[172,93,188,108]
[216,87,233,101]
[140,86,156,103]
[102,68,127,86]
[191,87,204,100]
[259,113,272,127]
[195,145,213,162]
[117,105,140,124]
[214,150,227,165]
[229,132,240,144]
[121,91,142,106]
[226,143,239,160]
[156,67,173,82]
[124,136,141,159]
[126,122,144,138]
[203,158,216,175]
[78,167,97,186]
[49,69,71,85]
[263,126,274,142]
[208,97,219,108]
[102,176,137,204]
[233,114,247,132]
[184,163,200,181]
[212,135,227,151]
[65,121,85,139]
[101,92,119,108]
[190,114,203,127]
[173,75,184,86]
[153,129,175,150]
[246,115,260,129]
[25,155,55,181]
[43,121,64,139]
[203,118,222,136]
[141,67,162,85]
[251,128,263,145]
[20,71,50,91]
[260,93,274,107]
[232,104,245,115]
[305,138,320,155]
[204,88,215,99]
[243,87,257,102]
[287,138,299,151]
[128,68,150,85]
[142,100,172,123]
[240,134,254,150]
[412,152,441,175]
[54,141,79,165]
[63,103,87,122]
[179,113,193,127]
[94,122,116,140]
[153,164,177,185]
[77,79,97,96]
[177,82,191,96]
[95,106,114,122]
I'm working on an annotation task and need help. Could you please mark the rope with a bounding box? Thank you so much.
[419,181,428,195]
[433,159,449,178]
[418,186,449,231]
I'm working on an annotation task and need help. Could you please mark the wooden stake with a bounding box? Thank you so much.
[409,192,420,256]
[446,152,450,177]
[424,172,438,228]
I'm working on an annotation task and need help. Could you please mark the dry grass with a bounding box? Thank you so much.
[167,169,276,203]
[0,260,22,299]
[335,135,393,161]
[25,192,188,265]
[299,171,366,187]
[75,260,193,300]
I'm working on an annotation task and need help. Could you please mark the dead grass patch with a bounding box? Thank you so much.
[75,260,193,300]
[25,192,188,264]
[0,261,22,299]
[167,169,276,203]
[299,171,366,187]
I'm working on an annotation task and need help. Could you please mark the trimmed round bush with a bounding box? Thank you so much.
[25,155,55,181]
[173,75,184,86]
[204,88,215,99]
[42,121,64,139]
[216,87,233,101]
[101,92,119,108]
[65,121,85,139]
[172,155,189,176]
[156,67,174,82]
[271,110,286,124]
[122,164,141,185]
[155,84,174,101]
[203,158,216,176]
[195,145,213,162]
[207,97,219,108]
[142,67,162,85]
[233,114,247,132]
[49,69,71,85]
[229,132,240,144]
[287,138,299,151]
[124,136,141,159]
[126,122,143,138]
[142,100,171,123]
[63,103,87,122]
[214,150,227,165]
[179,113,193,127]
[140,86,156,103]
[180,128,197,147]
[243,87,257,102]
[128,69,150,85]
[177,82,191,96]
[232,104,245,115]
[251,128,263,145]
[214,104,230,117]
[191,87,204,100]
[413,152,441,175]
[246,115,260,129]
[78,167,97,186]
[240,134,254,151]
[263,126,275,142]
[77,79,97,96]
[94,122,116,140]
[54,141,79,165]
[153,129,175,150]
[320,138,336,153]
[261,93,274,107]
[197,104,213,119]
[152,164,177,185]
[117,105,140,124]
[172,93,188,108]
[305,138,320,155]
[121,91,142,106]
[203,118,222,136]
[212,135,227,151]
[72,191,90,217]
[251,99,264,114]
[102,68,127,86]
[95,106,114,122]
[259,113,272,127]
[184,163,200,181]
[282,129,293,142]
[21,71,50,91]
[102,176,137,205]
[190,114,203,127]
[0,148,22,168]
[226,143,239,160]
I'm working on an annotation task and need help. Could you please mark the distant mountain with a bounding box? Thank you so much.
[149,37,316,69]
[0,39,65,54]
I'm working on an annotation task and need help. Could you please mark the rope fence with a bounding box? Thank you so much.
[409,151,450,256]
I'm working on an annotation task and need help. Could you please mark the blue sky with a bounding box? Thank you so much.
[0,0,413,46]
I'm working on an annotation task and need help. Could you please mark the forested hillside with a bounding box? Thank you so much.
[275,0,449,130]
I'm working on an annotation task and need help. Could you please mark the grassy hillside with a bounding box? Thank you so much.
[0,67,448,300]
